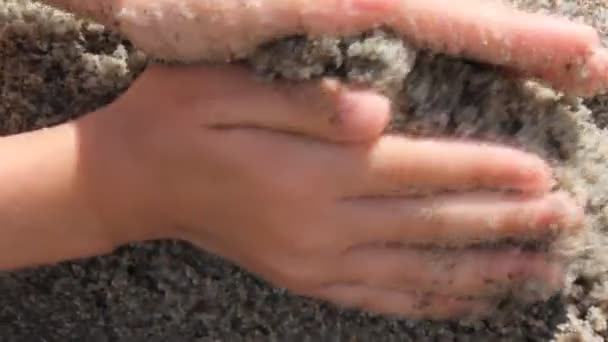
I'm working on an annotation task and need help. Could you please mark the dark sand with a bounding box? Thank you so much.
[2,0,608,340]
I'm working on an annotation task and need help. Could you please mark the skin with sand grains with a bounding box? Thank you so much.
[45,0,608,96]
[243,2,608,337]
[10,0,603,322]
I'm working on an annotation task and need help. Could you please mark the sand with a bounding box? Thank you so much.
[1,0,608,340]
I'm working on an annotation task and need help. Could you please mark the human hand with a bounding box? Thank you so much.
[108,0,608,96]
[75,64,583,320]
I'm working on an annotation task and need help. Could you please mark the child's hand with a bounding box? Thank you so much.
[76,64,583,320]
[110,0,608,96]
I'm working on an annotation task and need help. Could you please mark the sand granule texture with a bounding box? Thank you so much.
[2,0,608,340]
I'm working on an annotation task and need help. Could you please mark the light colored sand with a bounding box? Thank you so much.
[2,0,608,340]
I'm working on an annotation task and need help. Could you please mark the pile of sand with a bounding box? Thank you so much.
[1,0,608,340]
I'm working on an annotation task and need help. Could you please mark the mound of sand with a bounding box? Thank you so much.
[1,0,608,340]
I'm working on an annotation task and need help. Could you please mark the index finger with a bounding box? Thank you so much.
[288,0,608,96]
[388,0,607,96]
[115,0,608,95]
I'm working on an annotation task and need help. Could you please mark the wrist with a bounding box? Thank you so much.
[74,106,170,247]
[0,103,169,271]
[0,122,115,269]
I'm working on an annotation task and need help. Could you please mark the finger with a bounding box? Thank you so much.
[522,48,608,97]
[337,136,554,197]
[117,0,608,95]
[272,0,608,95]
[316,284,492,320]
[114,0,401,62]
[200,65,391,142]
[140,64,391,142]
[206,132,553,199]
[338,248,563,300]
[391,0,608,96]
[341,191,583,247]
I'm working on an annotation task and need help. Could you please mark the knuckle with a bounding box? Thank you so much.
[373,154,412,188]
[267,174,313,200]
[274,79,342,126]
[267,167,332,201]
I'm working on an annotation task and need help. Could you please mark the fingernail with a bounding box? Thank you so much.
[509,256,564,303]
[517,156,554,193]
[534,200,559,229]
[587,48,608,95]
[546,193,584,231]
[527,269,563,301]
[557,195,585,232]
[336,88,392,138]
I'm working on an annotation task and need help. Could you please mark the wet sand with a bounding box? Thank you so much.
[1,0,608,340]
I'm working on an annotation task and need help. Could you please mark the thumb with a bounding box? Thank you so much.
[196,65,391,142]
